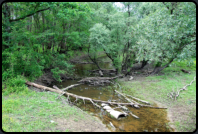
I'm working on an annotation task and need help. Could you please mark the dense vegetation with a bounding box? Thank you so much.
[2,2,196,132]
[2,2,196,87]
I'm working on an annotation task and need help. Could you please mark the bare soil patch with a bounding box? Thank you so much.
[27,81,110,132]
[53,116,110,132]
[118,75,196,132]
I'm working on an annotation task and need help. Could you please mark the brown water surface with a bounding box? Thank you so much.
[52,57,174,132]
[53,81,174,132]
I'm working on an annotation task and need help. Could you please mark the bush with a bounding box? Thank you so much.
[2,75,28,95]
[51,67,66,82]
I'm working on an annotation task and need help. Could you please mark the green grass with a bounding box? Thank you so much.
[2,89,86,132]
[118,58,196,132]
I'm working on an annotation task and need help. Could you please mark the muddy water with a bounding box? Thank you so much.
[73,55,114,77]
[52,57,174,132]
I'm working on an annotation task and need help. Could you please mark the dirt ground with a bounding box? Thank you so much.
[53,116,110,132]
[28,83,110,132]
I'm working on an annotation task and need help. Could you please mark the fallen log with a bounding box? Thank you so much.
[88,69,116,72]
[181,69,191,74]
[78,75,122,82]
[78,75,123,83]
[25,81,167,109]
[77,75,123,86]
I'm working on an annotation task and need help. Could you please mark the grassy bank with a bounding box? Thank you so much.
[2,86,109,132]
[118,59,196,132]
[2,89,83,132]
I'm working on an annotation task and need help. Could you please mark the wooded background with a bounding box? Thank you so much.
[2,2,196,82]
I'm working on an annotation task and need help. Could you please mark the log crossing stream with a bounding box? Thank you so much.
[50,56,175,132]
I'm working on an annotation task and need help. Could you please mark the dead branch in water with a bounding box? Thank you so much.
[114,90,140,108]
[78,75,123,85]
[62,83,82,91]
[113,83,150,105]
[124,94,150,105]
[26,81,167,109]
[167,76,196,101]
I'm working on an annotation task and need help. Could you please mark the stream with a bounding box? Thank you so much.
[51,56,174,132]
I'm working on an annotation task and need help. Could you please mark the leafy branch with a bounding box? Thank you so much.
[9,7,50,22]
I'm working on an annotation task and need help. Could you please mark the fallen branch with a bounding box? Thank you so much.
[114,83,150,105]
[26,81,167,109]
[62,83,82,91]
[167,76,196,101]
[124,94,150,105]
[181,69,191,74]
[114,90,140,108]
[78,75,123,85]
[88,69,116,72]
[129,112,139,119]
[78,75,123,83]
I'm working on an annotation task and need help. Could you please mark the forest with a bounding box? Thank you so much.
[2,2,196,132]
[2,2,196,82]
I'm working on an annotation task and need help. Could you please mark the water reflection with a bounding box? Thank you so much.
[52,80,174,132]
[51,56,174,132]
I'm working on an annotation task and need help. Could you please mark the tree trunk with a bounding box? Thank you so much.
[151,58,174,75]
[2,3,11,50]
[42,12,45,32]
[140,59,148,69]
[88,44,103,76]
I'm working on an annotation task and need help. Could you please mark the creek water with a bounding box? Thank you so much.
[52,57,174,132]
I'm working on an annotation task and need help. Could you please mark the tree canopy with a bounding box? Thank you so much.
[2,2,196,81]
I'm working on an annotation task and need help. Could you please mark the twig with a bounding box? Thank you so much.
[129,112,139,119]
[62,84,82,91]
[53,85,66,99]
[124,94,150,105]
[168,76,196,101]
[115,90,140,108]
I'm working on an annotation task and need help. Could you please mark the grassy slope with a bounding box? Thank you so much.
[2,89,100,132]
[118,58,196,132]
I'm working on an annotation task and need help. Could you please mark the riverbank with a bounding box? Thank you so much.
[2,87,110,132]
[117,59,196,132]
[2,53,196,132]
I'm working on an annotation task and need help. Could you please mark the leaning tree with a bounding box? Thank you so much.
[132,2,196,74]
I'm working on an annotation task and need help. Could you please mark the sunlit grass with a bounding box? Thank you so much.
[118,58,196,132]
[2,89,86,132]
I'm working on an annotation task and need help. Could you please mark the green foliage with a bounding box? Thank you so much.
[89,23,110,48]
[134,2,196,63]
[2,75,28,95]
[2,2,196,87]
[51,67,66,82]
